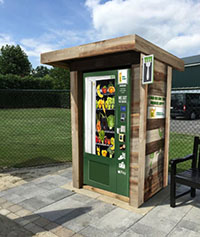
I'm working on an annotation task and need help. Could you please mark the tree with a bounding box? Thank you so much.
[32,66,50,78]
[49,67,70,89]
[0,45,32,76]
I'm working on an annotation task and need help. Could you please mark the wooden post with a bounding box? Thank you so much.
[163,66,172,187]
[138,58,148,206]
[129,54,148,207]
[70,71,83,188]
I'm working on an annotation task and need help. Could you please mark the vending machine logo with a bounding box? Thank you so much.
[142,55,154,84]
[118,69,128,84]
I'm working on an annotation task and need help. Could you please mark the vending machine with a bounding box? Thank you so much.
[83,69,131,197]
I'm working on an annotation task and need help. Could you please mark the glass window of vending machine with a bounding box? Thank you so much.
[84,69,131,196]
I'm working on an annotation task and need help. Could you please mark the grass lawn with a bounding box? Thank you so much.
[0,108,72,168]
[169,132,194,172]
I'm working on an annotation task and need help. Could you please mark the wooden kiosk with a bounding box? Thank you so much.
[41,35,184,207]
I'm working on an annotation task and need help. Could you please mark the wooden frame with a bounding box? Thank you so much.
[41,34,184,208]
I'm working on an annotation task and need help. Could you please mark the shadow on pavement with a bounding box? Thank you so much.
[0,214,32,236]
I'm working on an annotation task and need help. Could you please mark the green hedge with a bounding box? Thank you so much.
[0,74,54,89]
[0,90,70,109]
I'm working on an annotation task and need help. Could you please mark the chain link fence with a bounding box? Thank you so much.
[169,90,200,172]
[0,89,72,169]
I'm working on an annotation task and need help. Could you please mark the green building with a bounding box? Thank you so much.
[172,54,200,89]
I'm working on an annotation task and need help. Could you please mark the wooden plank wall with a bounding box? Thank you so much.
[144,60,167,201]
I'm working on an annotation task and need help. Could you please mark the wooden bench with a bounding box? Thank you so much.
[170,136,200,207]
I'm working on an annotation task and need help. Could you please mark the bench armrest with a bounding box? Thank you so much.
[170,154,193,176]
[170,154,193,166]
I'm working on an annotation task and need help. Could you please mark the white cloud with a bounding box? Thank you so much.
[0,33,15,48]
[0,0,4,4]
[85,0,200,57]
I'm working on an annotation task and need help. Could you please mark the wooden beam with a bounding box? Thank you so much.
[163,66,172,187]
[134,35,184,71]
[41,34,184,71]
[70,71,83,188]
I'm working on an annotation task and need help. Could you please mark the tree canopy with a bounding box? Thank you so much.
[0,45,32,76]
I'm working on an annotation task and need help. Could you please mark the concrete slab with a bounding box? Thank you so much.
[90,207,142,236]
[120,222,166,237]
[168,226,200,237]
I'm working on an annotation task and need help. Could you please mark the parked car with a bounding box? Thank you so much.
[171,90,200,119]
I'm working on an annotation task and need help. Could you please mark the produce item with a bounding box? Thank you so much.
[98,99,106,113]
[107,147,115,158]
[102,150,107,157]
[96,120,101,132]
[97,146,100,156]
[96,135,99,143]
[104,136,108,144]
[111,97,115,109]
[110,137,115,151]
[102,86,107,94]
[108,83,115,94]
[97,84,103,98]
[100,113,108,130]
[96,100,98,109]
[99,130,105,143]
[107,139,111,145]
[107,115,115,130]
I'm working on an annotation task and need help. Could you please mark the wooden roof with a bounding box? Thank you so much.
[41,34,184,71]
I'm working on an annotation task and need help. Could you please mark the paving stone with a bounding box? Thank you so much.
[0,208,10,215]
[59,200,115,232]
[34,217,51,227]
[79,225,114,237]
[1,201,14,209]
[90,207,142,235]
[181,206,200,225]
[56,207,92,232]
[19,196,52,212]
[178,219,200,233]
[41,175,69,186]
[24,222,46,234]
[15,217,31,226]
[7,204,23,213]
[35,181,59,191]
[0,212,32,237]
[44,222,60,231]
[120,222,166,237]
[138,203,192,234]
[51,226,75,237]
[2,193,28,204]
[168,226,200,237]
[40,188,74,202]
[15,208,32,217]
[72,234,84,237]
[35,195,85,221]
[22,213,41,223]
[0,197,7,204]
[34,231,58,237]
[7,213,19,220]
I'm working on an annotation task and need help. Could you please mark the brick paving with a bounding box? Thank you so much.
[0,165,200,237]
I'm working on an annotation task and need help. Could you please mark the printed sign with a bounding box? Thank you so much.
[148,95,166,106]
[118,69,128,84]
[142,55,154,84]
[118,95,127,104]
[148,106,165,119]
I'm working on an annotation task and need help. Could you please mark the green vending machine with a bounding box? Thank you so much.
[83,69,131,197]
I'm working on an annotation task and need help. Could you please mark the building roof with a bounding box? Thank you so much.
[41,34,184,71]
[182,54,200,65]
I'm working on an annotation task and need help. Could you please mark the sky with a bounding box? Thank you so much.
[0,0,200,68]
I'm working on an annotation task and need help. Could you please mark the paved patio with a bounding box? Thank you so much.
[0,164,200,237]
